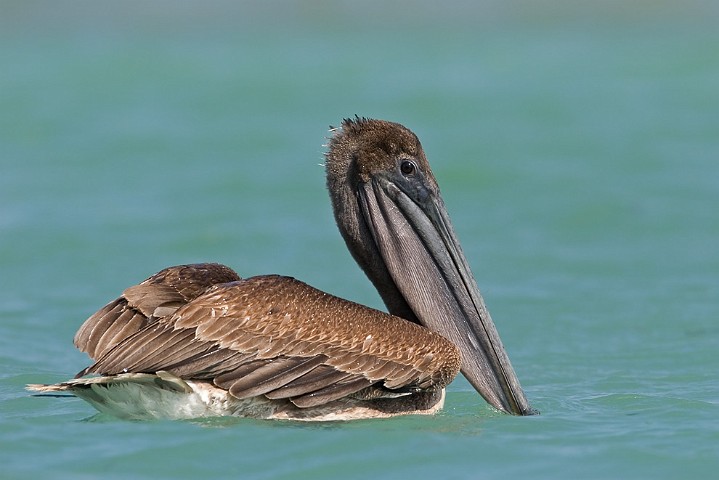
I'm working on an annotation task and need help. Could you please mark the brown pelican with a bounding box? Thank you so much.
[28,117,536,420]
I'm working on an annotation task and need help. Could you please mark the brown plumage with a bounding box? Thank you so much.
[28,117,534,419]
[73,270,460,409]
[73,263,241,359]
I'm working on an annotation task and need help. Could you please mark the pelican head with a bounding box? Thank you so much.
[325,117,536,415]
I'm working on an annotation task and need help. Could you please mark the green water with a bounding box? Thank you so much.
[2,2,718,478]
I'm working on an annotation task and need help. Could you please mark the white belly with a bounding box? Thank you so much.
[30,372,446,421]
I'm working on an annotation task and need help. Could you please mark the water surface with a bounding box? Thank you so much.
[2,2,718,479]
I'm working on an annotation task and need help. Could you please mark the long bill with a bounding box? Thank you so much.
[359,176,537,415]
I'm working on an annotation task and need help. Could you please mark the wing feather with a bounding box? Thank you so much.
[164,349,250,379]
[77,274,461,408]
[213,359,271,388]
[225,356,328,399]
[73,263,241,361]
[291,377,375,408]
[264,368,353,399]
[96,308,152,355]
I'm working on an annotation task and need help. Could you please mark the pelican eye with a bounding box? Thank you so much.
[400,160,416,175]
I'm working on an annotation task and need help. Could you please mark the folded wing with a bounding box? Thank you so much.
[76,268,461,408]
[73,263,241,359]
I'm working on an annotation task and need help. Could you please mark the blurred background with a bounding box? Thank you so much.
[1,1,718,479]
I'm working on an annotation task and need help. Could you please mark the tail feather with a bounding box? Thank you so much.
[26,383,73,393]
[26,371,193,394]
